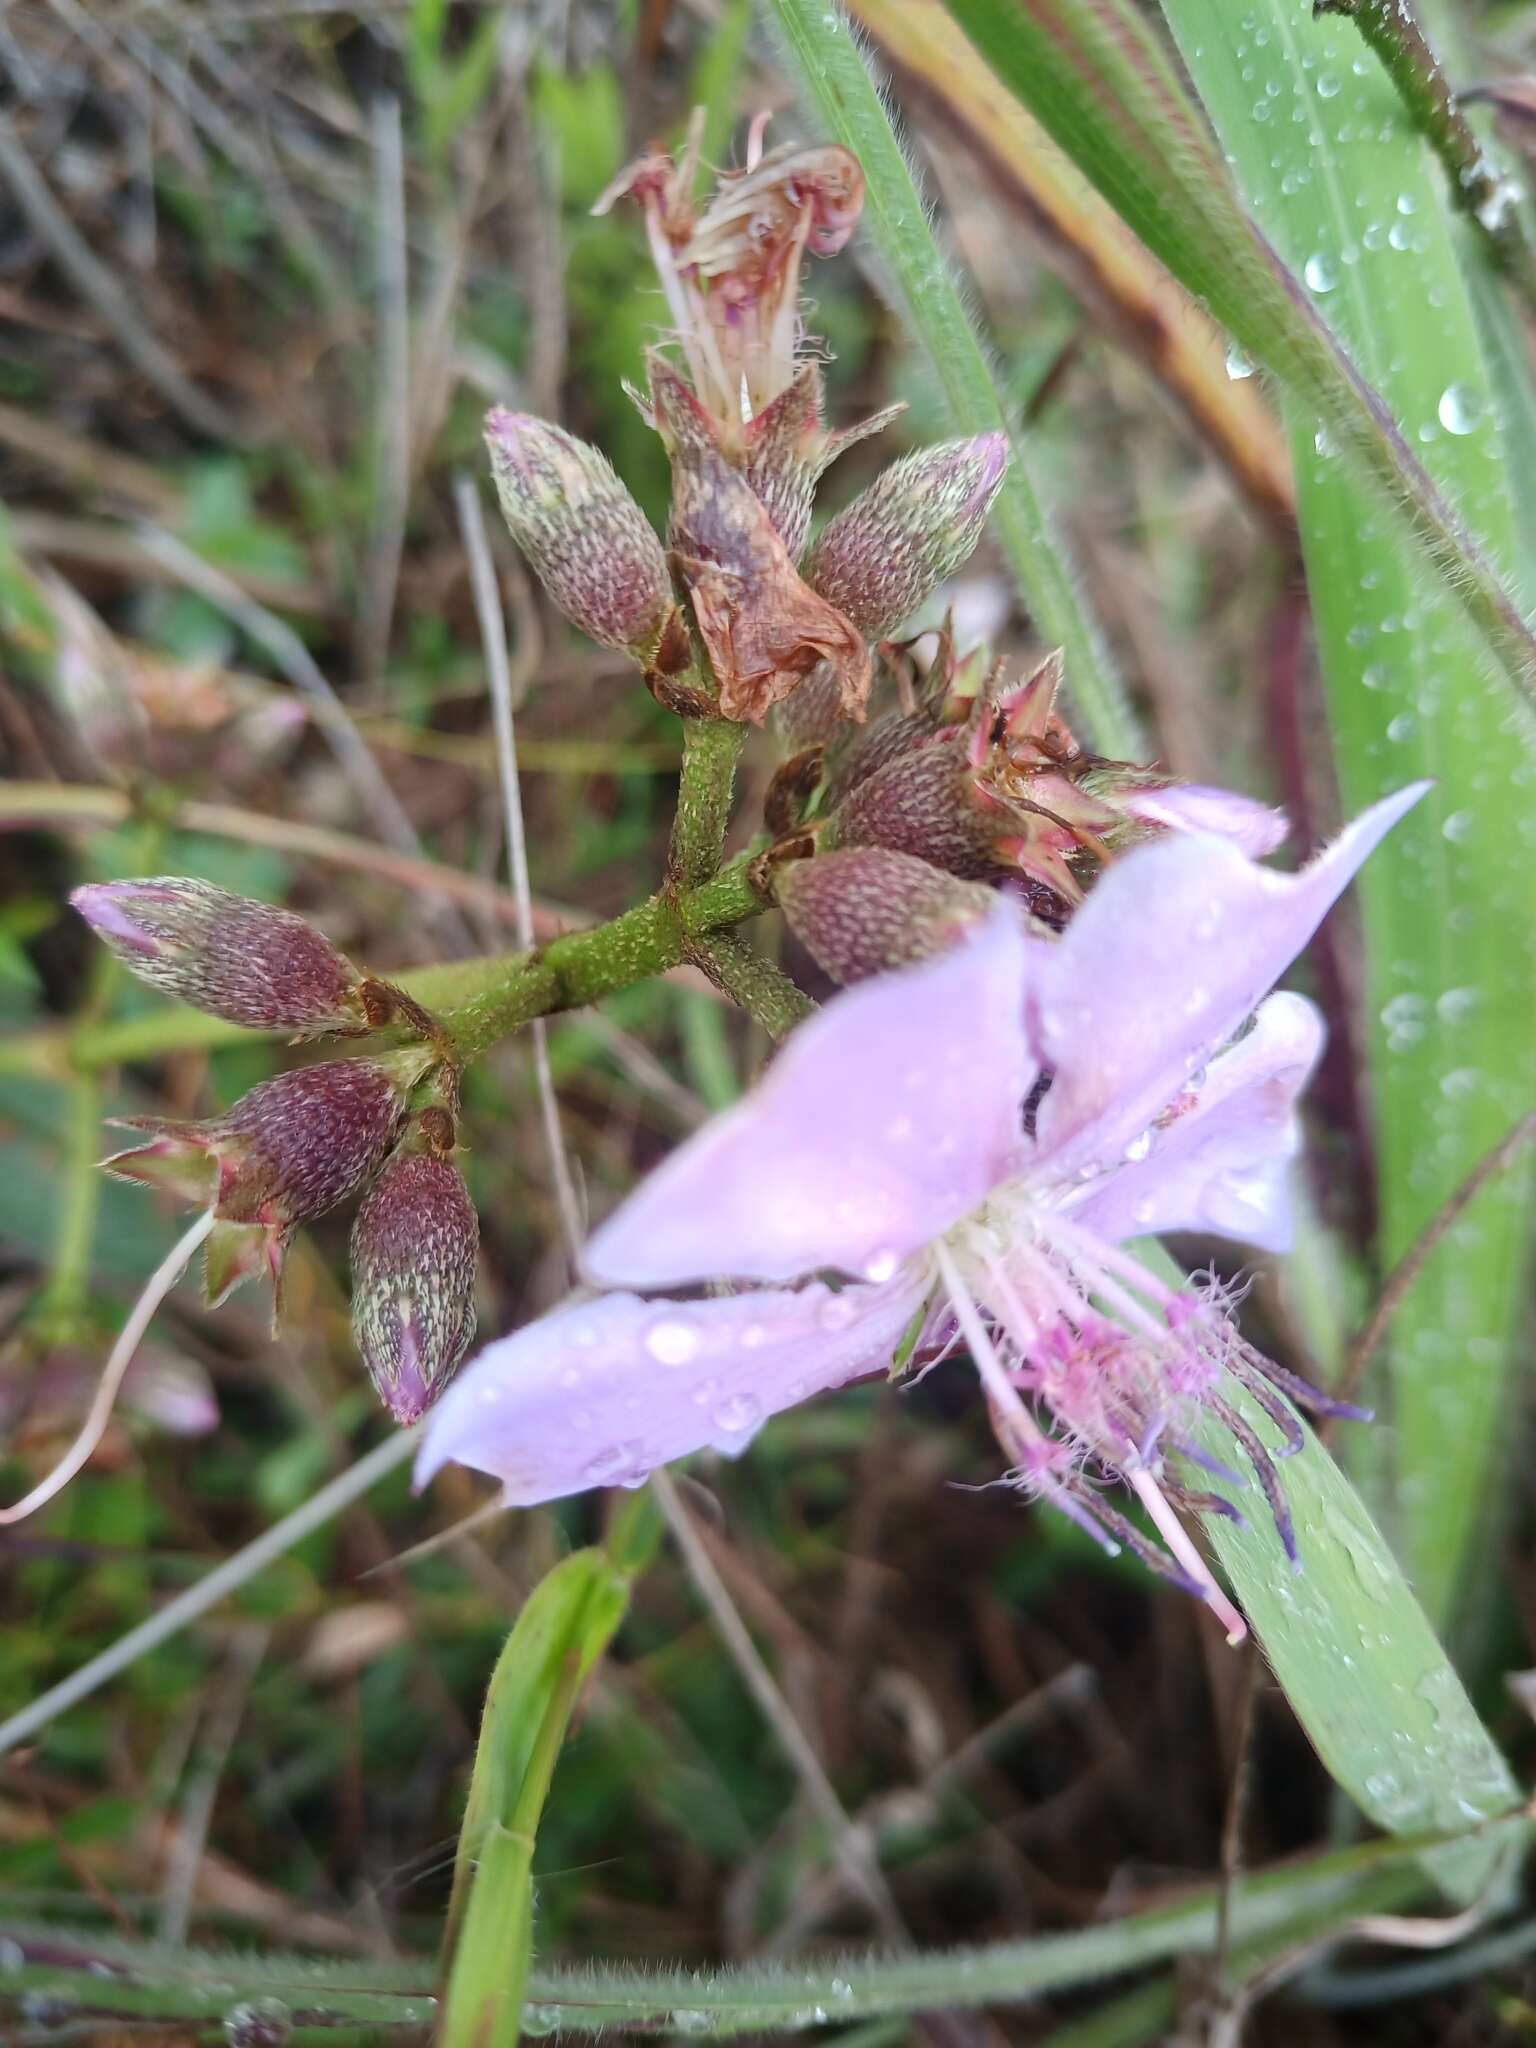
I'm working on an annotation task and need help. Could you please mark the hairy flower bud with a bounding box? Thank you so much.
[351,1148,479,1425]
[71,878,370,1036]
[742,364,905,561]
[775,847,996,984]
[484,409,676,660]
[803,435,1009,639]
[106,1052,429,1312]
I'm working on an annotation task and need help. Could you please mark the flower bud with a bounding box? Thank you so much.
[71,878,371,1036]
[803,434,1009,639]
[351,1148,479,1425]
[743,364,905,561]
[775,847,997,984]
[106,1052,429,1312]
[483,409,676,660]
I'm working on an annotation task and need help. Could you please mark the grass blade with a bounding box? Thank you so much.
[844,0,1295,536]
[1161,0,1536,1631]
[943,0,1536,722]
[765,0,1141,758]
[0,1826,1491,2036]
[436,1491,661,2048]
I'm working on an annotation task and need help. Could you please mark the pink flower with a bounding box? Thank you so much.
[419,786,1428,1638]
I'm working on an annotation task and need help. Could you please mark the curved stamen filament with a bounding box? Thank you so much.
[1120,1455,1248,1645]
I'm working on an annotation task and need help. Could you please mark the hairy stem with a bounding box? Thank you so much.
[688,933,815,1041]
[1317,0,1536,309]
[669,716,747,889]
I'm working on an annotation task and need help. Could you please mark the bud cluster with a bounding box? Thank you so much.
[480,116,1011,729]
[73,878,481,1422]
[761,643,1288,982]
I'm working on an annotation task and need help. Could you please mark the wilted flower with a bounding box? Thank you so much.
[483,410,678,662]
[801,436,1010,641]
[823,650,1287,915]
[419,785,1427,1638]
[71,878,373,1037]
[351,1141,479,1425]
[108,1052,431,1312]
[596,115,864,429]
[651,356,871,722]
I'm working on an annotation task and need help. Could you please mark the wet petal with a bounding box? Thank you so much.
[1028,783,1428,1178]
[1114,783,1289,858]
[415,1268,929,1504]
[1063,992,1323,1251]
[585,906,1035,1288]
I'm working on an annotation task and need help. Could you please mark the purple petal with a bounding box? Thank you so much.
[1028,783,1428,1179]
[1063,992,1323,1251]
[1115,784,1289,857]
[585,906,1034,1287]
[415,1269,929,1503]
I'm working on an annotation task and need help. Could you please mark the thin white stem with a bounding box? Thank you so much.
[453,472,584,1267]
[0,1209,214,1528]
[651,1468,907,1945]
[0,1427,419,1754]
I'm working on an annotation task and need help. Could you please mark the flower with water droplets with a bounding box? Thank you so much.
[419,785,1428,1638]
[71,878,373,1037]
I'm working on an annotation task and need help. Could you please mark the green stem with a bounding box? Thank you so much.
[689,933,815,1041]
[1,860,771,1080]
[1317,0,1536,308]
[668,716,746,889]
[36,1072,104,1324]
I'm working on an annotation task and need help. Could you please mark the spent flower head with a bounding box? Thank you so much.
[420,785,1428,1640]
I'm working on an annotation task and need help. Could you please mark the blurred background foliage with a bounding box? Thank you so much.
[1,0,1535,2042]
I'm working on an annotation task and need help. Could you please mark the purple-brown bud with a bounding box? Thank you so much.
[71,878,370,1036]
[775,847,996,984]
[803,434,1009,640]
[742,364,904,562]
[484,409,676,660]
[106,1052,430,1312]
[350,1149,479,1425]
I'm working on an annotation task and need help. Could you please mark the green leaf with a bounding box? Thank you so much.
[0,1826,1497,2037]
[436,1493,661,2048]
[764,0,1141,759]
[1159,0,1536,1631]
[1197,1397,1523,1903]
[943,0,1536,723]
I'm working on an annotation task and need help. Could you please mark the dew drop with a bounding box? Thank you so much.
[864,1249,899,1283]
[645,1315,700,1366]
[1225,343,1254,380]
[1316,72,1341,97]
[1386,712,1418,743]
[1123,1130,1152,1163]
[1437,383,1485,435]
[713,1393,763,1434]
[1303,251,1338,293]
